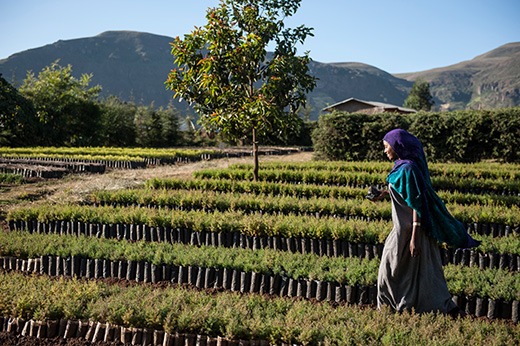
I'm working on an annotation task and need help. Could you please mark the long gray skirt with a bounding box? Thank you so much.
[377,187,456,313]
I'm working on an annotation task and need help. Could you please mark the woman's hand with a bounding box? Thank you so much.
[410,236,421,257]
[371,189,389,202]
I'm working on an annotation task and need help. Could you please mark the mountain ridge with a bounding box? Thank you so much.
[396,42,520,110]
[1,31,518,118]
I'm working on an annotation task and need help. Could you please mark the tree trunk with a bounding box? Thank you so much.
[252,127,259,181]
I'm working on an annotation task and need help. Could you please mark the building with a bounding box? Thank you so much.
[322,98,416,114]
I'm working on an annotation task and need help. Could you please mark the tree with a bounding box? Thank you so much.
[166,0,316,180]
[19,61,102,146]
[134,104,182,147]
[0,74,39,146]
[157,106,182,147]
[404,80,435,111]
[99,96,138,147]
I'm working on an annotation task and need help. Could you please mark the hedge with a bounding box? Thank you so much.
[312,107,520,162]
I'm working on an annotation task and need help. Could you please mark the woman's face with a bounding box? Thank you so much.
[383,140,398,161]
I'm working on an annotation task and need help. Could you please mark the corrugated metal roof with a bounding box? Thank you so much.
[322,97,416,113]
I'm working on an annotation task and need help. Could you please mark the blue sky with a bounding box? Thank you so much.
[1,0,519,73]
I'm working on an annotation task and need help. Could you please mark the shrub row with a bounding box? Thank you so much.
[89,187,520,225]
[6,219,520,270]
[2,255,380,305]
[88,188,391,219]
[146,177,369,199]
[193,168,520,196]
[9,218,386,258]
[0,147,300,167]
[7,205,387,243]
[0,146,219,161]
[2,271,519,345]
[230,161,520,181]
[8,204,520,253]
[0,231,379,285]
[3,253,520,323]
[3,227,520,280]
[0,157,106,173]
[311,107,520,162]
[4,237,520,319]
[2,156,146,169]
[145,177,520,209]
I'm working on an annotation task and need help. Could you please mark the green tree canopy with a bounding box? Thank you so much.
[166,0,316,179]
[20,61,102,146]
[134,104,182,148]
[99,96,138,147]
[0,74,39,146]
[404,80,435,111]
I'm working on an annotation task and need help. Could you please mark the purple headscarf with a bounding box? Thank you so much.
[383,129,431,184]
[383,129,424,161]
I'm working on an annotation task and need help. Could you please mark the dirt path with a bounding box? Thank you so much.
[0,151,313,214]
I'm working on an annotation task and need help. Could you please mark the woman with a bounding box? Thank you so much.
[374,129,479,315]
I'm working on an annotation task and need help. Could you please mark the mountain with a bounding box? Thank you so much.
[308,61,411,115]
[1,31,518,118]
[396,42,520,111]
[0,31,411,120]
[0,31,177,111]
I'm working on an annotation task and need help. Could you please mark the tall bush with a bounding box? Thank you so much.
[312,112,411,161]
[490,107,520,162]
[312,107,520,162]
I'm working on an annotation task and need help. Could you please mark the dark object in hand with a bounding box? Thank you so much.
[366,185,382,200]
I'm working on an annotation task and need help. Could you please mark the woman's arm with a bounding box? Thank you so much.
[410,210,421,257]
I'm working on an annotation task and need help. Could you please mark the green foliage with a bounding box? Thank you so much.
[0,230,380,285]
[166,0,316,177]
[0,173,25,184]
[6,204,389,242]
[2,158,520,341]
[94,181,520,223]
[444,265,520,301]
[0,74,39,146]
[409,110,496,162]
[312,107,520,162]
[4,231,520,298]
[403,80,434,111]
[262,117,315,146]
[3,65,184,148]
[98,96,137,147]
[0,146,219,162]
[19,61,102,146]
[192,167,520,197]
[89,187,390,223]
[489,107,520,162]
[231,160,520,180]
[2,272,519,344]
[311,112,366,161]
[134,104,182,147]
[312,112,412,161]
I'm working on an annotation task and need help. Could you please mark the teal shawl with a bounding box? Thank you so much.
[384,129,479,248]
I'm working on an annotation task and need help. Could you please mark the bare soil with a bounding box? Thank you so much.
[0,332,120,346]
